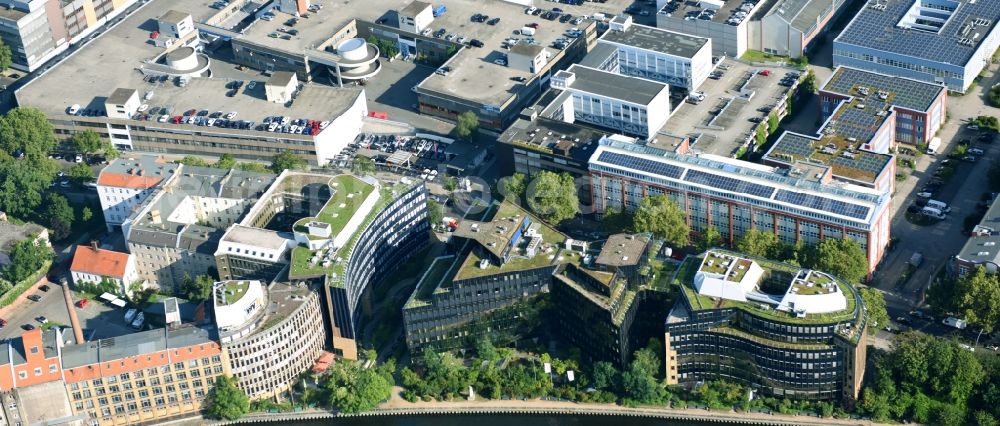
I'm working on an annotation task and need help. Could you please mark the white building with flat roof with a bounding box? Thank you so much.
[550,64,671,140]
[598,16,713,91]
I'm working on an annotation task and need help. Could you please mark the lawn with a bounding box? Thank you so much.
[294,175,375,238]
[217,281,249,304]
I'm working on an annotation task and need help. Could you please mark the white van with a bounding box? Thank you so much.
[926,137,941,155]
[927,199,951,213]
[921,206,946,219]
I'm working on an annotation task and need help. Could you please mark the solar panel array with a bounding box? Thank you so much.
[684,169,777,199]
[597,151,684,179]
[774,189,871,220]
[836,0,1000,66]
[833,106,881,142]
[768,134,815,160]
[824,67,944,112]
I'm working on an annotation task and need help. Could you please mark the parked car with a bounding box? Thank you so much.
[76,299,89,308]
[39,284,49,292]
[0,319,7,328]
[35,316,48,324]
[21,324,34,331]
[27,294,41,302]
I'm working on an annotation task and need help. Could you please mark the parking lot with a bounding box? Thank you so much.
[660,58,797,157]
[0,283,137,341]
[361,59,455,135]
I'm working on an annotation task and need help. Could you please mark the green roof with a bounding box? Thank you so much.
[405,256,459,309]
[710,326,833,350]
[289,179,415,280]
[292,175,374,239]
[677,251,859,325]
[216,281,250,306]
[453,202,570,280]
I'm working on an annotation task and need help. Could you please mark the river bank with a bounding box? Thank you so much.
[213,396,888,426]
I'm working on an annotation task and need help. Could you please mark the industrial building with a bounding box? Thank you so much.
[665,250,868,402]
[819,66,947,146]
[833,0,1000,93]
[588,138,892,273]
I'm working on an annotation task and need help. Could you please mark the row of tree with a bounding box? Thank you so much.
[175,151,307,174]
[928,266,1000,334]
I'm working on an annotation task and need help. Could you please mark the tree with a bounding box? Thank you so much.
[177,155,208,167]
[205,375,249,421]
[43,193,74,240]
[0,160,56,217]
[500,173,527,203]
[697,226,723,251]
[453,111,479,141]
[351,156,376,176]
[0,39,11,72]
[68,162,94,183]
[621,347,664,404]
[957,267,1000,333]
[103,142,120,161]
[735,229,779,258]
[270,151,307,173]
[180,274,214,301]
[767,111,779,133]
[755,123,767,146]
[601,206,633,233]
[215,154,236,170]
[525,171,579,225]
[71,130,103,158]
[809,238,868,283]
[325,360,394,413]
[802,70,818,94]
[3,236,51,283]
[633,195,689,247]
[475,337,499,362]
[81,207,93,223]
[427,199,443,227]
[0,108,56,160]
[859,287,889,333]
[591,361,619,391]
[237,162,270,173]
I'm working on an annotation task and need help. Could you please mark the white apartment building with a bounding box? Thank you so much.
[550,64,672,140]
[96,156,179,231]
[599,16,713,91]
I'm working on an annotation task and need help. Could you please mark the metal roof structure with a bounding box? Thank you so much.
[836,0,1000,65]
[564,64,668,106]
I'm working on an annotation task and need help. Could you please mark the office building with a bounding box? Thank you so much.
[403,202,570,350]
[215,171,429,357]
[15,0,370,166]
[123,166,275,292]
[496,113,609,180]
[952,196,1000,276]
[212,280,326,400]
[550,234,655,367]
[588,138,892,273]
[819,66,947,145]
[69,244,139,296]
[657,0,769,57]
[833,0,1000,93]
[763,94,897,193]
[597,16,713,91]
[665,250,867,402]
[96,156,179,231]
[550,64,672,140]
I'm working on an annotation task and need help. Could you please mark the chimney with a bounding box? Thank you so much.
[90,240,99,251]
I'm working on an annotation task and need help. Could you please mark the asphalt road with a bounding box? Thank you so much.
[0,282,134,341]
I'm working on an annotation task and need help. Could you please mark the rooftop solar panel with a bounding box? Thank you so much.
[597,151,684,179]
[775,189,870,220]
[823,67,944,112]
[684,169,776,199]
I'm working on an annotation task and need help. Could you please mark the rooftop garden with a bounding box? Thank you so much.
[290,181,413,280]
[216,281,250,305]
[710,326,833,350]
[679,252,859,325]
[453,202,570,280]
[405,256,459,309]
[292,175,374,238]
[646,258,679,292]
[727,259,753,283]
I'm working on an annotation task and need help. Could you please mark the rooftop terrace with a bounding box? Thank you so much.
[292,175,374,237]
[215,281,250,306]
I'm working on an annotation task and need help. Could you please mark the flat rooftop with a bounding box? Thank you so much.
[767,0,837,33]
[595,234,649,267]
[16,0,364,126]
[822,66,945,113]
[415,0,605,106]
[498,114,607,164]
[957,196,1000,266]
[564,64,668,105]
[599,23,709,58]
[454,202,572,280]
[215,280,251,306]
[61,326,214,370]
[765,98,894,184]
[836,0,1000,66]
